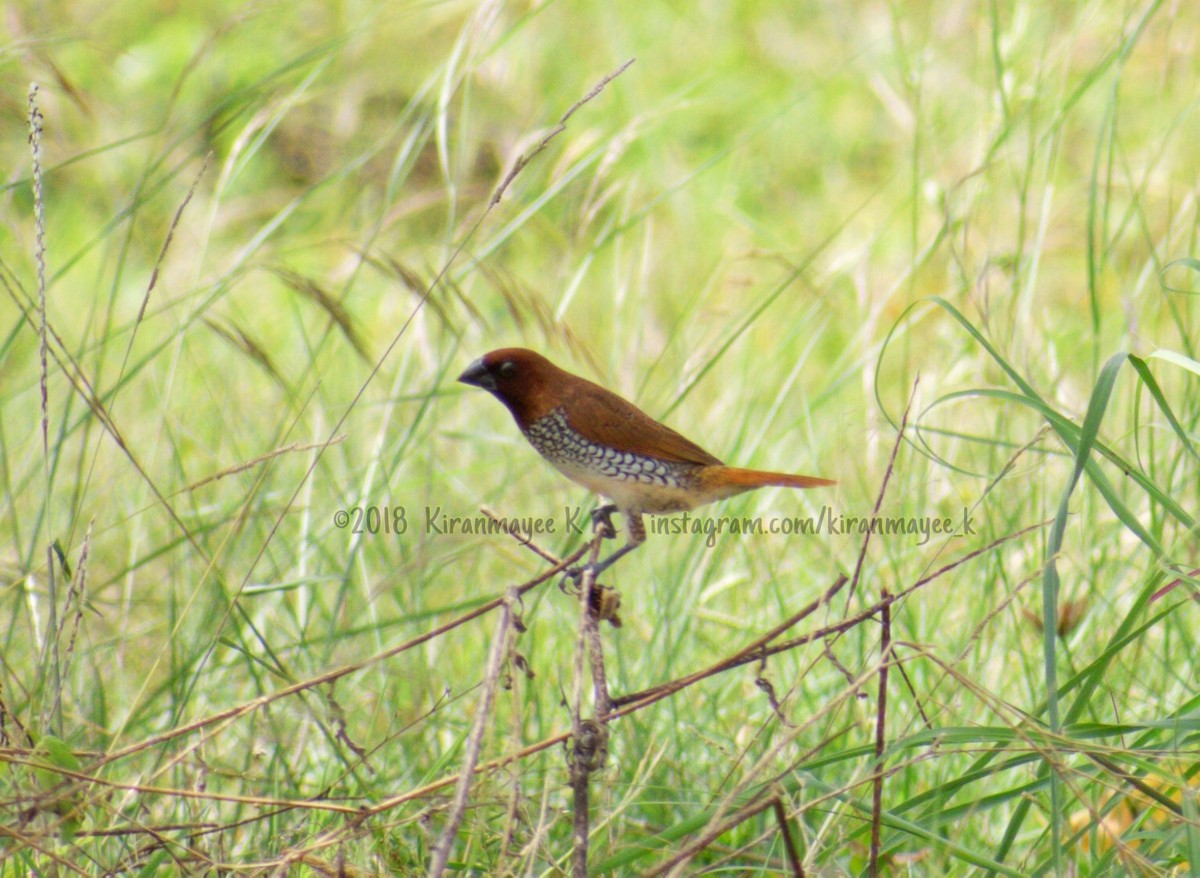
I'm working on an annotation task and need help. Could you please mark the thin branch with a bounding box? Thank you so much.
[569,530,607,878]
[772,797,805,877]
[137,152,210,323]
[428,586,520,877]
[98,545,587,768]
[611,574,849,710]
[869,590,892,876]
[4,757,362,814]
[177,437,346,495]
[846,376,918,611]
[491,58,635,206]
[746,519,1053,674]
[645,793,783,877]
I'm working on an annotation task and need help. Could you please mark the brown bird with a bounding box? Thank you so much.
[459,348,835,576]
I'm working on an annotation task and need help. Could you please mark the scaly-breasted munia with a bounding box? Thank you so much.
[459,348,835,576]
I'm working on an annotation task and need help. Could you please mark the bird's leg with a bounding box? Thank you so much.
[565,512,645,584]
[591,512,645,576]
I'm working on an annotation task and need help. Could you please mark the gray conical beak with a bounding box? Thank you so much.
[458,358,496,391]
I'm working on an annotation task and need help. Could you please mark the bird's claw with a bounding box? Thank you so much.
[590,504,618,540]
[560,563,598,589]
[557,507,617,589]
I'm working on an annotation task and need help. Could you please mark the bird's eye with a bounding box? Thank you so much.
[498,361,518,378]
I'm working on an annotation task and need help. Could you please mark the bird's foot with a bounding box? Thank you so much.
[561,539,637,588]
[557,506,618,584]
[590,504,619,540]
[560,561,602,589]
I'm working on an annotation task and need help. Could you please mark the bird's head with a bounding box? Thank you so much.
[458,348,563,425]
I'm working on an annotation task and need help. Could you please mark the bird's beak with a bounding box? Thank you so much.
[458,358,496,391]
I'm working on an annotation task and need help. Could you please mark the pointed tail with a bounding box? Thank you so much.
[714,466,836,489]
[695,465,836,501]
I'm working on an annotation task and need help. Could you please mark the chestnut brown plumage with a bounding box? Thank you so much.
[459,348,834,576]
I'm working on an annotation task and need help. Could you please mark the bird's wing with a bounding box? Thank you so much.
[562,377,724,467]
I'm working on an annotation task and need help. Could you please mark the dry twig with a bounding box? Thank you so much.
[427,586,522,877]
[568,522,611,877]
[491,59,635,206]
[869,590,892,876]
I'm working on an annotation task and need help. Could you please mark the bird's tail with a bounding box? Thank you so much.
[699,466,836,499]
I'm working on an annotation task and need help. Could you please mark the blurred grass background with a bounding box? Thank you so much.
[2,0,1199,873]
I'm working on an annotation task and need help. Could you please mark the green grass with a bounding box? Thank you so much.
[2,0,1199,874]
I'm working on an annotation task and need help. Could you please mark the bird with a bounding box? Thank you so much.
[458,348,835,578]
